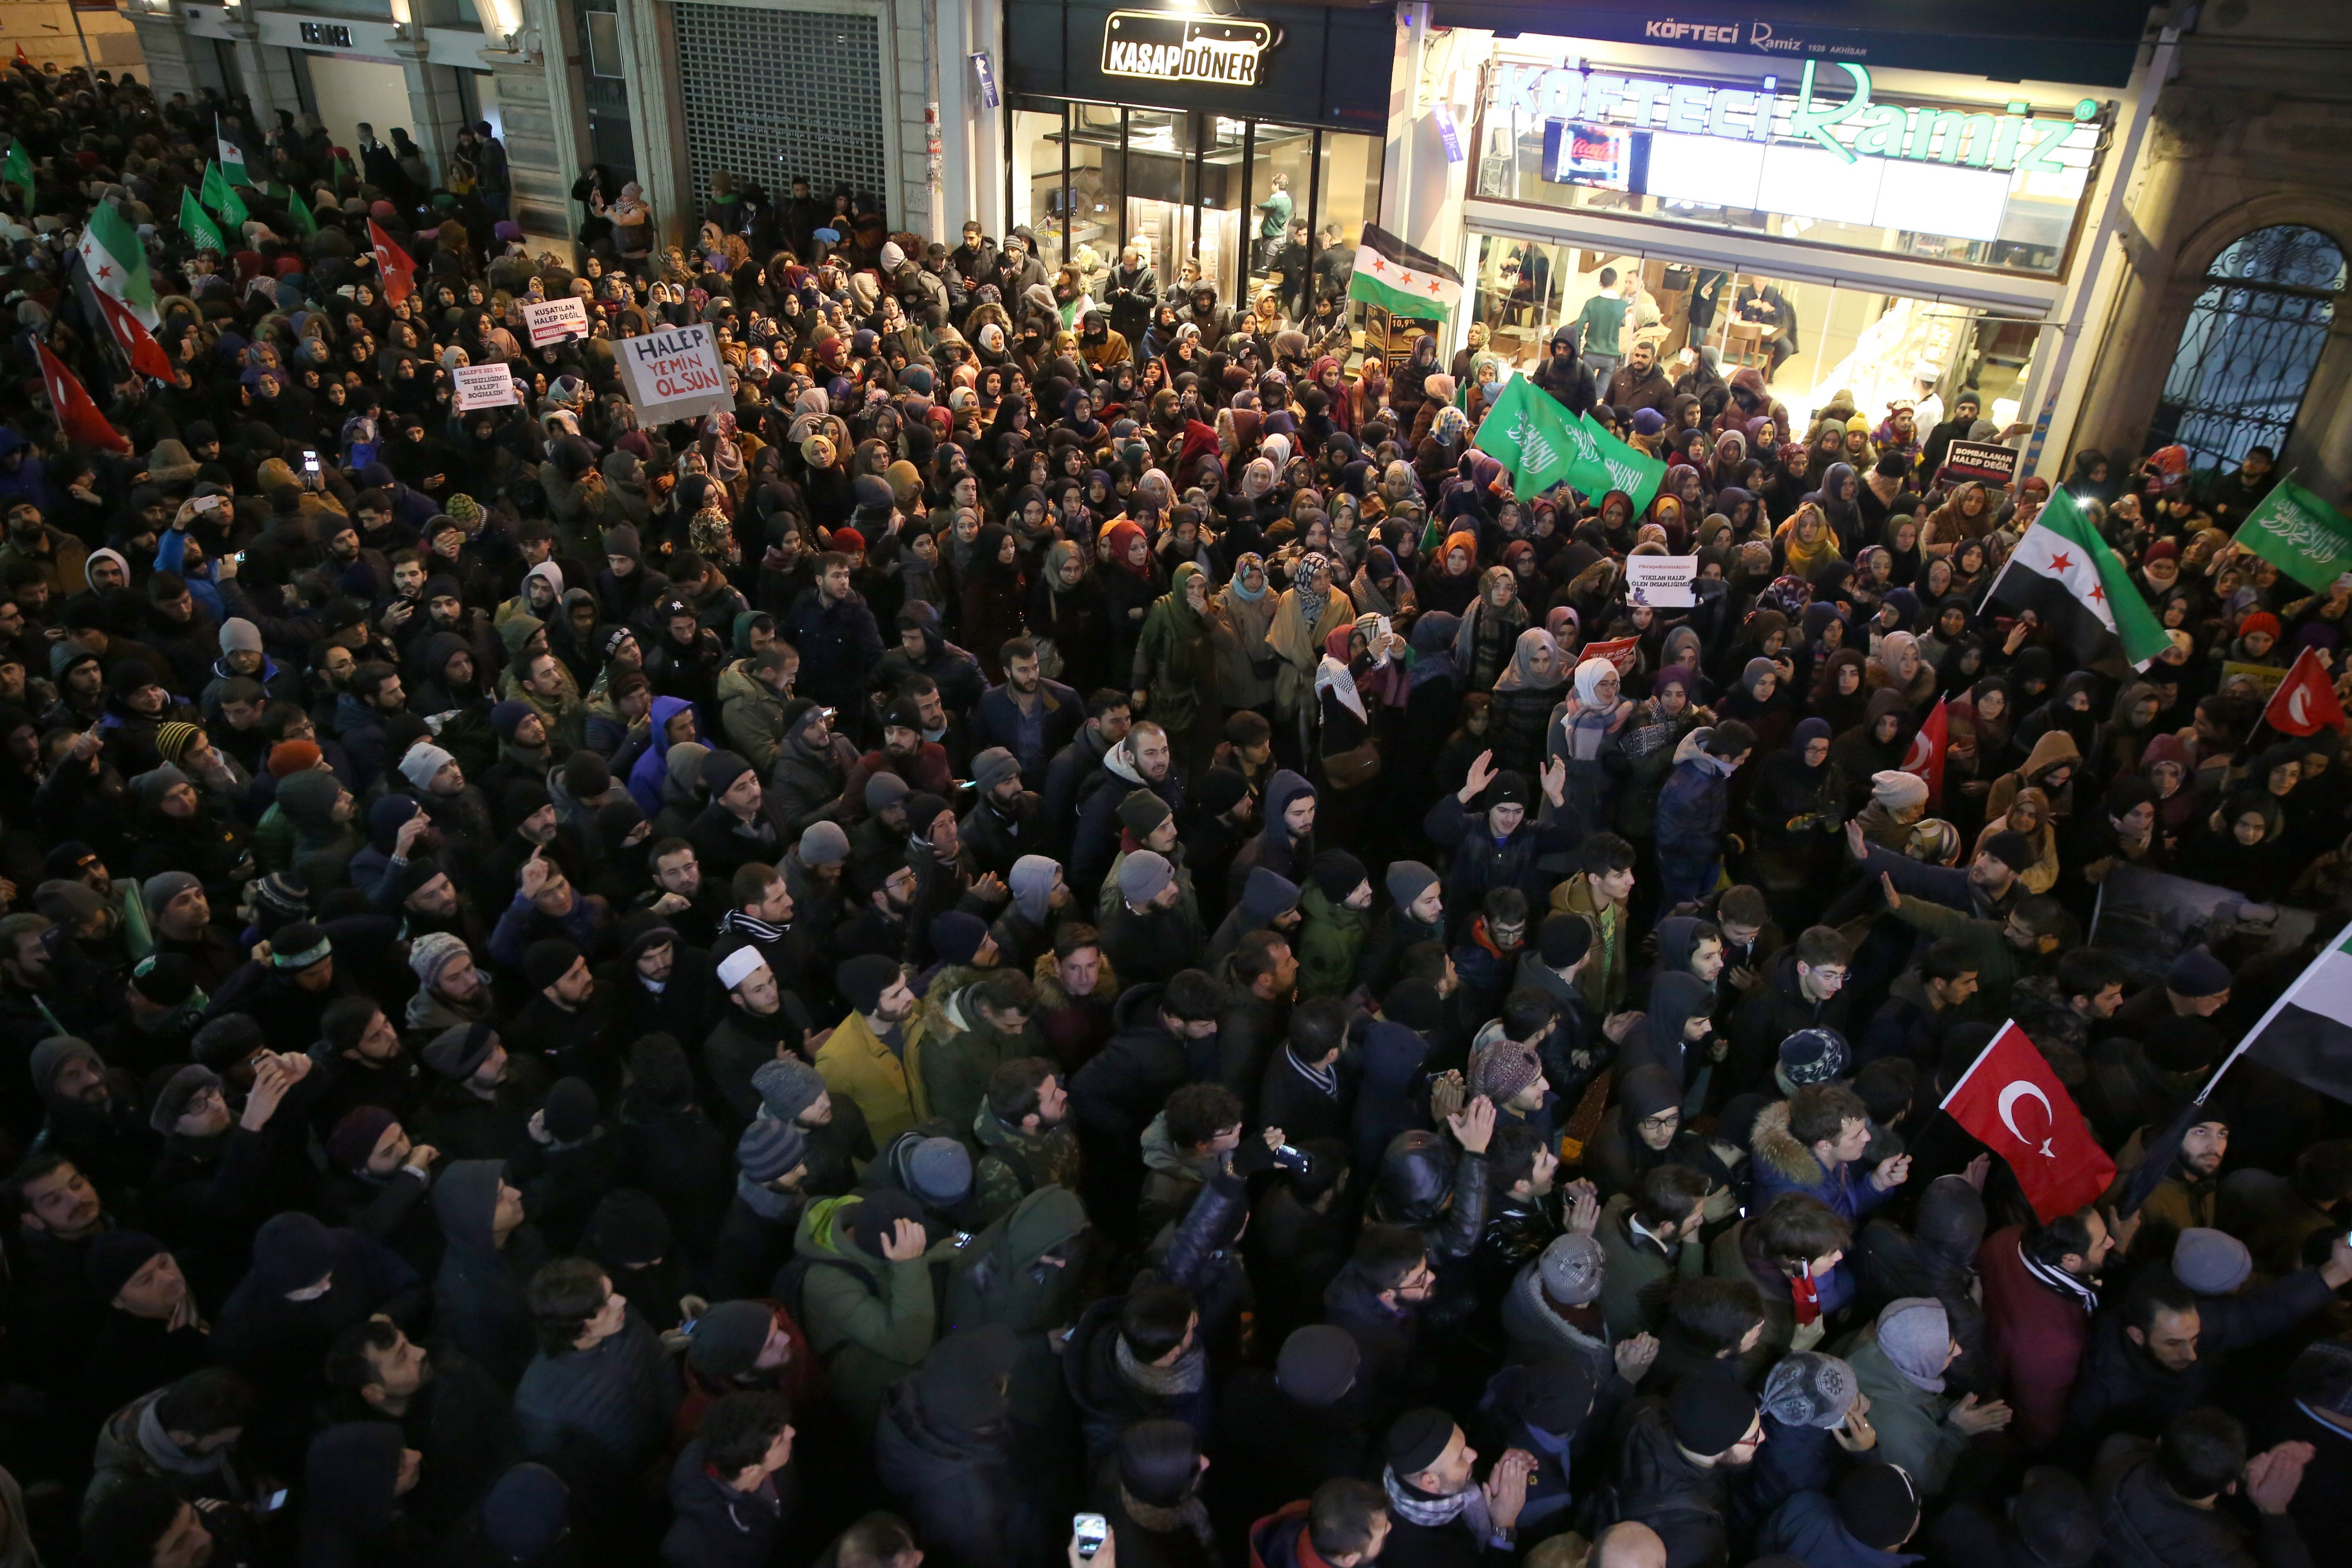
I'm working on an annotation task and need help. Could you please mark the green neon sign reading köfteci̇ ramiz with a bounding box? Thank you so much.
[1791,60,2098,172]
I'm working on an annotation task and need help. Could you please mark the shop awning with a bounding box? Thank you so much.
[1422,0,2154,88]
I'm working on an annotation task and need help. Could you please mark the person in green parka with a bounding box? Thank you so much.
[792,1189,942,1434]
[944,1183,1090,1431]
[1133,560,1222,779]
[1295,849,1373,1000]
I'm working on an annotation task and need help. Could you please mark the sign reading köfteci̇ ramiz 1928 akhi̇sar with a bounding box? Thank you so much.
[615,324,733,423]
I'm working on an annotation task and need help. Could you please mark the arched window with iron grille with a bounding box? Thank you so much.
[2147,223,2345,471]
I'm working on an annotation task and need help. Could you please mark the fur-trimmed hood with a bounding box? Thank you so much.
[1747,1098,1827,1187]
[1031,948,1121,1011]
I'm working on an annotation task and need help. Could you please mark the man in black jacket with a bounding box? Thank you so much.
[659,1390,796,1568]
[2094,1405,2313,1568]
[1530,324,1596,417]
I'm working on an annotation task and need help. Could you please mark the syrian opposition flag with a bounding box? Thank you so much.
[368,218,416,305]
[216,118,251,186]
[1900,697,1947,808]
[1981,489,2169,670]
[2263,646,2348,737]
[75,201,158,330]
[33,340,130,453]
[1942,1020,2115,1222]
[2224,915,2352,1108]
[1347,223,1463,321]
[91,285,173,380]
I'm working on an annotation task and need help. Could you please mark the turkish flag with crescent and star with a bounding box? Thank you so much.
[1941,1020,2114,1221]
[367,219,416,306]
[33,340,129,453]
[2263,646,2348,738]
[1900,697,1947,809]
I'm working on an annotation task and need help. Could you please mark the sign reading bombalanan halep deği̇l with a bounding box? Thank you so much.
[1490,58,2102,176]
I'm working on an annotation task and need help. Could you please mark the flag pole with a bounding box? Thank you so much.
[2185,911,2352,1105]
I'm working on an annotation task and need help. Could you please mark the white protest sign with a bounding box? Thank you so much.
[1626,553,1697,608]
[523,296,590,347]
[614,323,733,423]
[453,363,519,411]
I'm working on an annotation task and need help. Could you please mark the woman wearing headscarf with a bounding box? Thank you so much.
[1717,655,1795,759]
[2089,680,2163,786]
[1026,537,1114,696]
[956,525,1029,682]
[1315,616,1410,840]
[1864,630,1937,710]
[1394,611,1465,812]
[1134,562,1222,777]
[2011,670,2100,762]
[1985,729,2081,828]
[1267,552,1354,736]
[1450,566,1531,693]
[1545,653,1630,831]
[1416,529,1483,617]
[1349,543,1417,625]
[1097,517,1161,693]
[1973,786,2060,895]
[1807,648,1871,737]
[1745,717,1844,913]
[1827,690,1914,815]
[1483,629,1569,781]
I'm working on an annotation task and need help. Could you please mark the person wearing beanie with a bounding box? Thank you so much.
[815,954,930,1149]
[792,1188,938,1432]
[1379,1406,1536,1561]
[501,929,624,1102]
[209,1211,425,1411]
[1296,850,1373,1001]
[685,748,781,884]
[1848,1295,2003,1499]
[83,1232,215,1425]
[1099,847,1204,986]
[957,744,1043,878]
[871,1327,1027,1563]
[708,1117,815,1300]
[1756,1460,1920,1565]
[1603,1371,1760,1566]
[1205,866,1304,967]
[1359,859,1446,996]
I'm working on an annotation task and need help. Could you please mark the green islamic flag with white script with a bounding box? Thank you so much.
[201,161,248,229]
[75,201,158,329]
[1577,414,1667,514]
[216,120,250,186]
[287,185,318,238]
[2234,475,2352,592]
[1472,375,1585,503]
[0,140,29,194]
[180,189,226,255]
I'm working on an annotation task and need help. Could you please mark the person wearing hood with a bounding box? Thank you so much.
[430,1158,543,1387]
[1071,721,1186,898]
[1531,324,1595,416]
[873,1325,1038,1568]
[212,1209,424,1415]
[1134,561,1221,774]
[298,1421,430,1568]
[1231,768,1319,888]
[1655,722,1756,909]
[1846,1296,2006,1501]
[714,646,795,780]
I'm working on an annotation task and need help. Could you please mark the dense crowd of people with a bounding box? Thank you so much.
[0,62,2347,1568]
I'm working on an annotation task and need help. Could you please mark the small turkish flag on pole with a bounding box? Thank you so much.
[1942,1020,2114,1222]
[33,340,129,454]
[1900,697,1947,810]
[2262,646,2347,738]
[368,218,415,306]
[91,285,174,381]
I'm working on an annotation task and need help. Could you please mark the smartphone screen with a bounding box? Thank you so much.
[1074,1515,1108,1560]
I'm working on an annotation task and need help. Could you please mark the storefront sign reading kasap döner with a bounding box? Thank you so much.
[1491,59,2100,175]
[1101,11,1276,87]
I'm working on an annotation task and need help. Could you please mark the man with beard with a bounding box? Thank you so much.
[1979,1205,2117,1455]
[688,751,783,883]
[1530,324,1596,417]
[768,700,858,838]
[780,554,883,715]
[702,948,817,1131]
[1377,1409,1537,1568]
[27,1035,153,1201]
[598,915,713,1047]
[957,748,1042,878]
[845,702,953,807]
[972,637,1081,787]
[324,1317,516,1531]
[1070,721,1182,898]
[716,861,810,1001]
[1604,1375,1764,1568]
[417,1026,544,1163]
[838,854,920,965]
[1604,339,1675,418]
[816,954,929,1147]
[504,939,623,1100]
[1079,310,1130,373]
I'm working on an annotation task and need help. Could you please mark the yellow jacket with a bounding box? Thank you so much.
[815,1008,930,1149]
